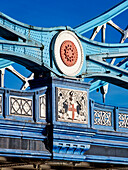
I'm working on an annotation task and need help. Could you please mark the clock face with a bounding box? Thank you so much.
[54,30,84,76]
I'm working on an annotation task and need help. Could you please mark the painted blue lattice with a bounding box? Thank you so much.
[94,110,112,126]
[119,113,128,128]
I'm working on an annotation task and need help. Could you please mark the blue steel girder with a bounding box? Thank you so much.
[86,57,128,89]
[0,1,127,91]
[0,40,43,71]
[73,0,128,92]
[74,0,128,34]
[82,34,128,90]
[0,12,67,72]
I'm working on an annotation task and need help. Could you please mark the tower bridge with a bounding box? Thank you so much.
[0,1,127,169]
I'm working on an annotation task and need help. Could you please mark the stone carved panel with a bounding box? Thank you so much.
[39,94,46,118]
[119,113,128,128]
[10,96,32,116]
[56,87,88,124]
[94,110,112,126]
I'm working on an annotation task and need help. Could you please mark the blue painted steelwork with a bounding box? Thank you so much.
[0,1,127,92]
[0,2,128,166]
[0,58,13,69]
[74,0,128,93]
[0,26,127,87]
[74,0,128,34]
[0,76,128,164]
[29,77,128,164]
[0,87,51,159]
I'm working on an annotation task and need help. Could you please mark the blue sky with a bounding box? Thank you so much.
[0,0,125,28]
[0,0,128,107]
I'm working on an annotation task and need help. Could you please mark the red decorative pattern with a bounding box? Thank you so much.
[60,40,78,67]
[68,104,77,120]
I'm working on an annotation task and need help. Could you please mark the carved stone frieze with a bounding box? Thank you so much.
[56,87,88,124]
[10,96,32,116]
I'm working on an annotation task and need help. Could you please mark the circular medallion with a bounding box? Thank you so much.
[54,30,84,76]
[60,40,78,67]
